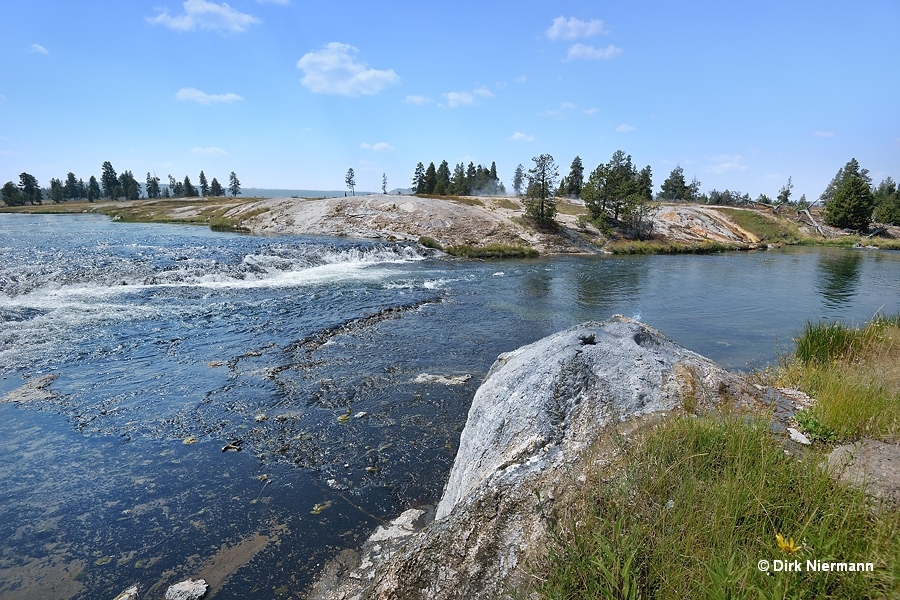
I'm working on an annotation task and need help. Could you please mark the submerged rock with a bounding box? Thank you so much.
[165,578,208,600]
[1,374,58,403]
[310,316,766,600]
[113,585,139,600]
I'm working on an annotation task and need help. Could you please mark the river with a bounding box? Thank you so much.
[1,213,898,598]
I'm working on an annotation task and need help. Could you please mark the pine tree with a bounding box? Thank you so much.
[424,162,437,194]
[64,172,79,200]
[412,162,425,194]
[382,172,387,194]
[228,172,241,197]
[199,170,209,197]
[660,165,689,201]
[87,176,101,202]
[566,156,584,197]
[49,178,65,203]
[512,164,525,197]
[451,162,467,195]
[435,160,451,195]
[524,154,558,226]
[101,161,118,199]
[183,175,197,198]
[2,181,23,206]
[822,159,874,230]
[210,177,224,197]
[19,172,41,205]
[344,168,355,196]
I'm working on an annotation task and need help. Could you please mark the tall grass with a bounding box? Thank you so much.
[444,243,538,258]
[775,315,900,441]
[537,416,900,599]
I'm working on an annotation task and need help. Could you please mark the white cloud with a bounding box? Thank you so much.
[147,0,260,33]
[615,123,636,133]
[442,87,493,108]
[813,130,836,138]
[546,16,609,40]
[360,142,394,152]
[31,43,49,55]
[508,132,535,142]
[297,42,399,96]
[582,107,598,115]
[191,146,228,155]
[705,154,749,174]
[176,87,243,104]
[404,95,432,105]
[514,75,528,84]
[566,43,623,61]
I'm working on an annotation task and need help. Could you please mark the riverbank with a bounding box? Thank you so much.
[4,195,898,256]
[311,315,900,599]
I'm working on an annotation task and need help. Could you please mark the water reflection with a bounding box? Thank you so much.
[815,250,863,309]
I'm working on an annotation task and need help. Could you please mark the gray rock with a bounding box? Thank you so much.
[165,578,208,600]
[1,374,58,403]
[113,585,139,600]
[310,317,765,600]
[828,439,900,508]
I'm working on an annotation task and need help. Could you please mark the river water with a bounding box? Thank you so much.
[1,213,898,598]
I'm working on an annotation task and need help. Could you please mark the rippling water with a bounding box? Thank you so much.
[1,213,898,598]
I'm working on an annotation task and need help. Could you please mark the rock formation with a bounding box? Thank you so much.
[310,317,767,599]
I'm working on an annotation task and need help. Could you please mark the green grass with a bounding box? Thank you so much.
[536,415,900,599]
[494,198,520,210]
[417,236,444,250]
[605,239,743,255]
[555,201,588,216]
[714,207,804,244]
[444,243,538,258]
[770,315,900,442]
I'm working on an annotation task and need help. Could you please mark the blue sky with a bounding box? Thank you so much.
[1,0,898,198]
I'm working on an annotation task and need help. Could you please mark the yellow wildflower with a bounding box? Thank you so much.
[776,533,801,554]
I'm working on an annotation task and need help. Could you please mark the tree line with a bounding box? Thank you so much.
[1,162,243,206]
[405,153,898,233]
[411,160,506,196]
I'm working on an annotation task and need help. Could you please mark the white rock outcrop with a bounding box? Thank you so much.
[310,317,765,600]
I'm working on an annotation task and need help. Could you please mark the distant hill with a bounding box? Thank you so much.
[240,188,414,198]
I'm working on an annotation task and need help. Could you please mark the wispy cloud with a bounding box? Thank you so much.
[705,154,749,174]
[404,95,432,105]
[813,130,836,138]
[360,142,394,152]
[31,43,49,55]
[441,87,493,108]
[297,42,399,97]
[542,102,597,117]
[514,75,528,84]
[615,123,636,133]
[176,87,243,104]
[566,43,623,61]
[191,146,228,155]
[147,0,260,33]
[508,132,535,142]
[546,16,609,40]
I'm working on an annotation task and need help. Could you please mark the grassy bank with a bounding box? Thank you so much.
[604,239,744,255]
[536,315,900,598]
[768,315,900,443]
